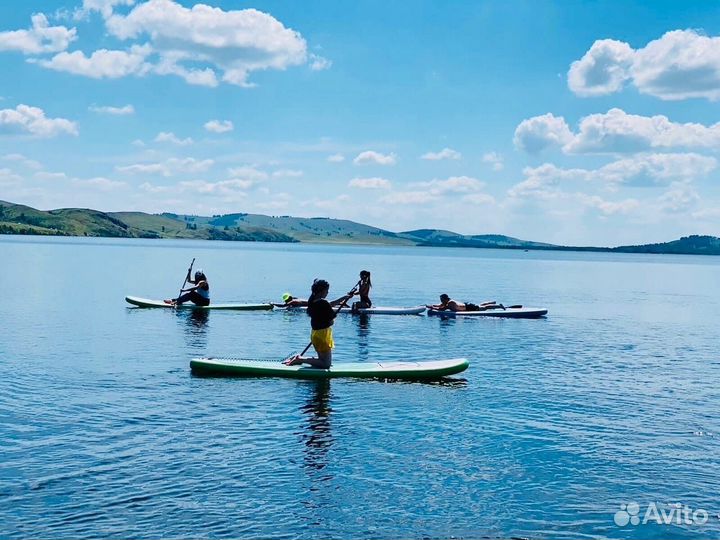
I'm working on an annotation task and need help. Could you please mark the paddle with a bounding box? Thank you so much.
[175,258,195,306]
[284,279,361,362]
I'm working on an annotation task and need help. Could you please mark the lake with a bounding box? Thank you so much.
[1,235,720,539]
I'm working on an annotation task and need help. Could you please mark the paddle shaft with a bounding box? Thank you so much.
[298,280,361,357]
[177,258,195,302]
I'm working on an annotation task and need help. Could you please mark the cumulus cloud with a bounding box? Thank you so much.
[117,157,213,176]
[569,30,720,101]
[103,0,309,87]
[204,119,233,133]
[89,104,135,115]
[79,0,136,19]
[516,108,720,154]
[413,175,485,195]
[327,153,345,163]
[309,54,331,71]
[482,151,504,171]
[348,177,391,189]
[0,104,78,137]
[154,131,192,145]
[353,150,397,165]
[0,13,77,54]
[463,193,496,205]
[2,153,42,169]
[508,153,716,199]
[421,147,461,161]
[513,113,573,153]
[39,44,152,79]
[179,179,251,196]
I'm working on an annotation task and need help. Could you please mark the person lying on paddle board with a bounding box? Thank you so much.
[351,270,372,312]
[272,292,352,308]
[284,279,347,368]
[165,270,210,306]
[426,293,503,312]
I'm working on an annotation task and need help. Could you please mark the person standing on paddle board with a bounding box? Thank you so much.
[351,270,372,312]
[165,270,210,306]
[284,279,345,368]
[426,293,502,312]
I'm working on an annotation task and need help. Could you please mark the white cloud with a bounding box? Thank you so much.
[80,0,135,19]
[513,113,573,153]
[89,104,135,115]
[658,182,700,213]
[227,166,268,181]
[0,168,22,185]
[35,171,68,181]
[117,157,213,177]
[569,30,720,101]
[0,104,78,137]
[0,13,77,54]
[39,44,152,79]
[517,108,720,154]
[154,131,193,145]
[421,147,461,161]
[353,150,397,165]
[179,179,251,196]
[509,153,716,199]
[482,151,504,171]
[576,194,641,215]
[380,191,435,205]
[204,119,233,133]
[309,54,331,71]
[348,177,391,189]
[568,39,634,97]
[413,175,485,195]
[103,0,309,87]
[73,176,127,190]
[2,153,42,169]
[272,169,303,178]
[327,153,345,163]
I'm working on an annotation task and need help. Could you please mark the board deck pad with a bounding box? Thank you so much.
[126,296,273,311]
[190,357,469,379]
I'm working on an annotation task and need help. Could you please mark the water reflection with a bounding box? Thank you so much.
[299,380,333,474]
[176,309,209,350]
[353,314,370,362]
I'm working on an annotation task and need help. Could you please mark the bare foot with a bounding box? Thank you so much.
[283,355,303,366]
[164,299,175,305]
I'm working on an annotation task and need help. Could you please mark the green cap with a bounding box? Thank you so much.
[282,292,292,302]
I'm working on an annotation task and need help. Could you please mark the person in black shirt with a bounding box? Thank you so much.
[284,279,350,368]
[351,270,372,312]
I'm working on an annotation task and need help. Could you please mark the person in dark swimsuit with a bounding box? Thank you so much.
[426,293,502,312]
[351,270,372,312]
[165,270,210,306]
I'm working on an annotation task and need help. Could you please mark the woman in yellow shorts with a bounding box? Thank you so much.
[284,279,348,369]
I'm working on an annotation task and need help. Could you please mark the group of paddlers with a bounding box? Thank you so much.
[163,267,502,369]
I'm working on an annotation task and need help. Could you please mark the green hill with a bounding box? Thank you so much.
[0,200,718,255]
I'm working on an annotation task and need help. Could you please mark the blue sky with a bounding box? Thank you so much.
[2,0,720,245]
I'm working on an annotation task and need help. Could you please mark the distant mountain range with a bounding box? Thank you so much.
[1,199,719,255]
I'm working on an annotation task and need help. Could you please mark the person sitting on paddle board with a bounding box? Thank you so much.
[351,270,372,312]
[426,293,502,312]
[284,279,346,369]
[165,270,210,306]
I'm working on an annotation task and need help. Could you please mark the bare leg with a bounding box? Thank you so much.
[284,350,331,369]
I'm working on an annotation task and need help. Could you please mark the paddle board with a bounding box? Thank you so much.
[126,296,273,311]
[427,307,547,318]
[190,357,469,379]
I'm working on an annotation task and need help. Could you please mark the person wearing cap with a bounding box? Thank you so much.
[165,269,210,306]
[426,293,502,312]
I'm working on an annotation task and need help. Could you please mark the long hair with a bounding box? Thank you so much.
[360,270,372,288]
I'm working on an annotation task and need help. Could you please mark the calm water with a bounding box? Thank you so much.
[2,235,720,539]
